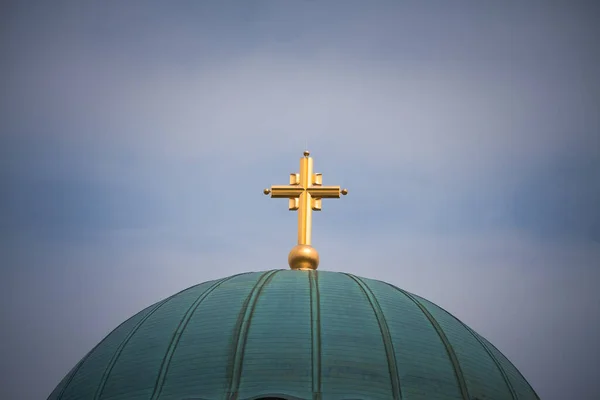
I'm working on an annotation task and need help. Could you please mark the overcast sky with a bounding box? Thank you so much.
[1,1,599,399]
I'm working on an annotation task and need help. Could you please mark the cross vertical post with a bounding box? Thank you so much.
[298,153,313,245]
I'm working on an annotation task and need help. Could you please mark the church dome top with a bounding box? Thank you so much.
[48,270,538,400]
[48,152,539,399]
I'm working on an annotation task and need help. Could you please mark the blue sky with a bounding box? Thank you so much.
[1,2,599,399]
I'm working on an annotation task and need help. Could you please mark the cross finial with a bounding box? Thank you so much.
[264,151,348,270]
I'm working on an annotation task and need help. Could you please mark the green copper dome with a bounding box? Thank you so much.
[48,270,539,400]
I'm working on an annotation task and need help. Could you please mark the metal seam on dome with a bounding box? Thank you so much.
[473,332,541,400]
[417,294,540,400]
[53,280,210,400]
[226,269,280,399]
[226,271,273,392]
[344,274,402,400]
[462,325,518,400]
[309,270,322,399]
[150,272,249,400]
[52,297,170,400]
[92,279,224,400]
[428,301,518,400]
[226,273,265,393]
[51,349,89,399]
[385,283,470,400]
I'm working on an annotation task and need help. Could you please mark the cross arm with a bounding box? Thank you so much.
[267,185,304,198]
[307,186,344,198]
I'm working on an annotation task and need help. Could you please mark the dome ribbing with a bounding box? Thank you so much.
[48,270,539,400]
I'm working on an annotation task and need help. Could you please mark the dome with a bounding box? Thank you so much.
[48,270,539,400]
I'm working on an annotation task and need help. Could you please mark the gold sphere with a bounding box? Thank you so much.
[303,150,310,157]
[263,188,271,195]
[288,244,319,270]
[341,188,348,195]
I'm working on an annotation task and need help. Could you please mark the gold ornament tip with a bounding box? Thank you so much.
[288,244,319,270]
[303,150,310,157]
[341,188,348,195]
[263,188,271,195]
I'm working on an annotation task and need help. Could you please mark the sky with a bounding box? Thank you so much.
[1,1,599,399]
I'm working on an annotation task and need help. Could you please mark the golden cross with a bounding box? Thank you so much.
[264,151,348,246]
